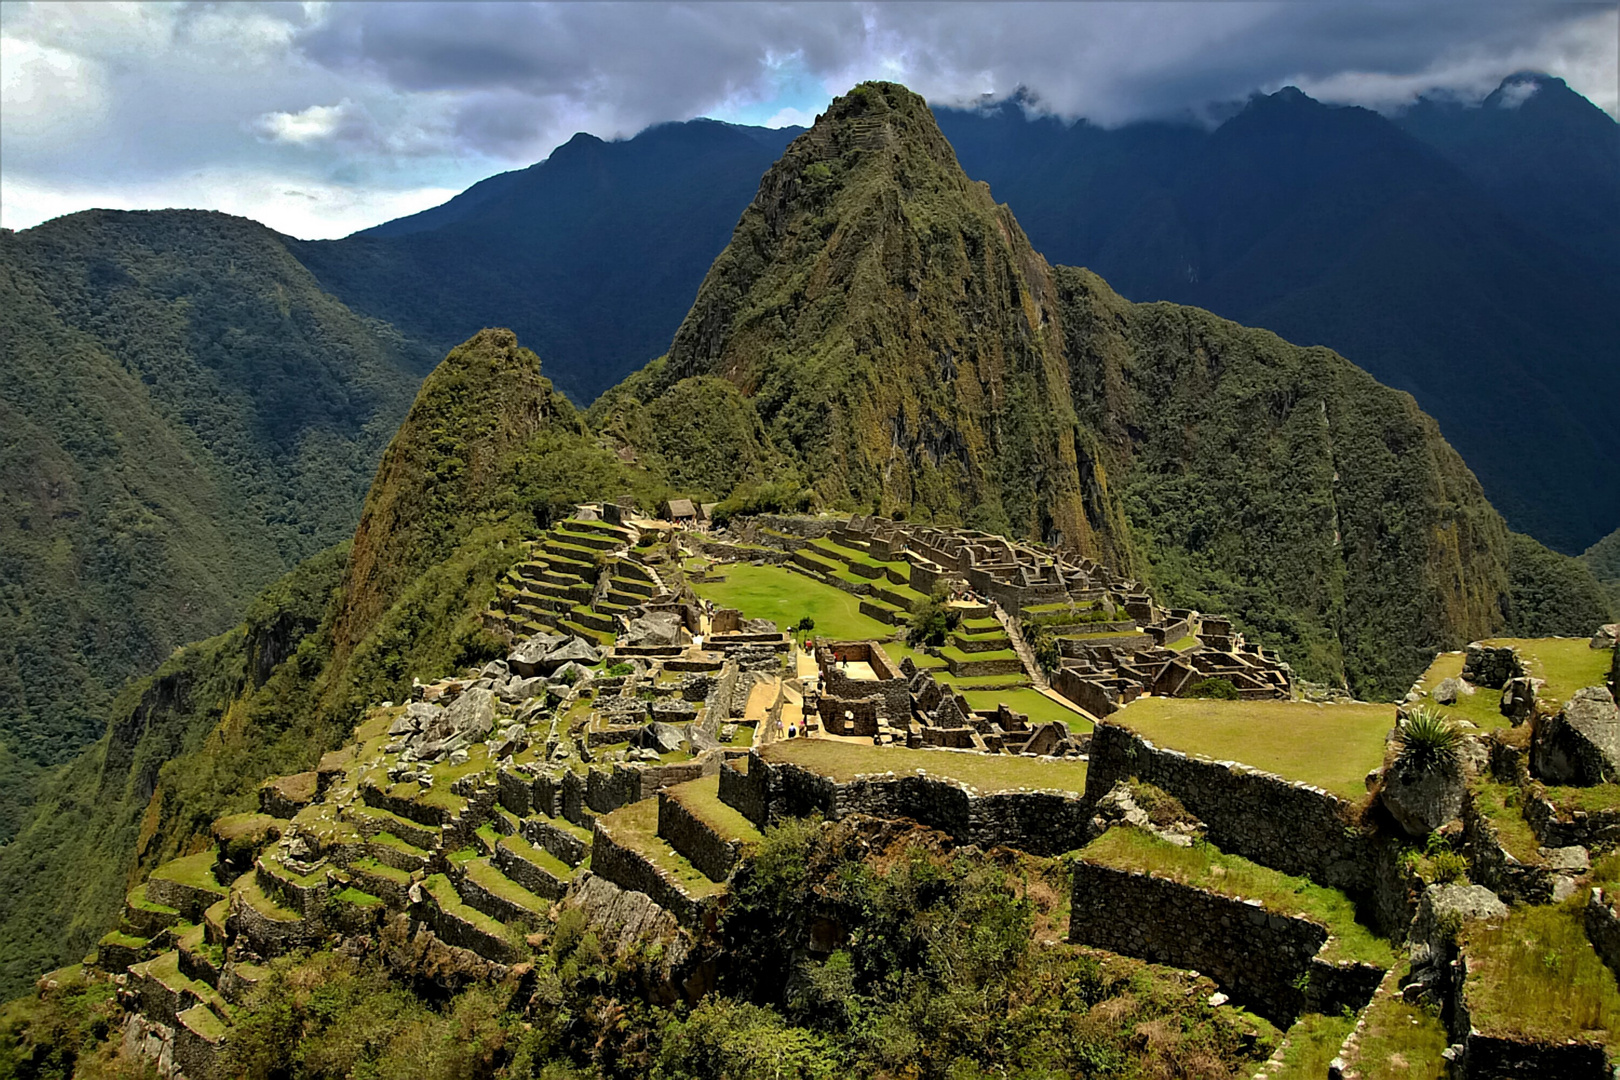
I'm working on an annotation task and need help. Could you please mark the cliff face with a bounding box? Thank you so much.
[647,82,1579,695]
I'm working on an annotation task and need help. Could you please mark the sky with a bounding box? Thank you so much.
[3,1,1616,240]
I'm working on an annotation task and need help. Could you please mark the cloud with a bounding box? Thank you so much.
[1,1,1614,237]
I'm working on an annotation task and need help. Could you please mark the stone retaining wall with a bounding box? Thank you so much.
[173,1008,224,1080]
[743,750,1093,856]
[1449,958,1613,1078]
[1585,888,1620,981]
[1523,792,1620,851]
[1085,723,1373,900]
[1461,793,1566,905]
[415,891,520,965]
[657,792,745,882]
[1068,863,1383,1026]
[521,815,590,866]
[719,758,768,829]
[145,878,224,923]
[496,842,570,900]
[590,817,711,928]
[228,891,320,958]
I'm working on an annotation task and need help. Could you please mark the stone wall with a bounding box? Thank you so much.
[657,792,746,883]
[719,758,768,829]
[1085,723,1374,901]
[590,817,712,928]
[1449,956,1613,1078]
[415,888,520,965]
[1068,863,1383,1026]
[1461,792,1568,905]
[1585,888,1620,981]
[521,815,590,867]
[1523,791,1620,851]
[743,751,1093,856]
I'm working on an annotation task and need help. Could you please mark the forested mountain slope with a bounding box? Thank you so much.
[0,329,668,998]
[0,212,434,836]
[936,80,1620,554]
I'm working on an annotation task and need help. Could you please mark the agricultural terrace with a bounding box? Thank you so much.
[1461,900,1620,1045]
[1414,638,1613,731]
[762,738,1089,794]
[1112,698,1393,800]
[690,563,895,641]
[960,689,1093,733]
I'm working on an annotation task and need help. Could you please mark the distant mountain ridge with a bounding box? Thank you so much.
[298,73,1615,553]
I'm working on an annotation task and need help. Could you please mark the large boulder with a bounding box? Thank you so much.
[1499,676,1537,725]
[1462,644,1522,689]
[430,687,496,742]
[389,701,443,736]
[625,611,684,648]
[1404,883,1506,1004]
[545,636,602,670]
[1432,677,1466,705]
[508,632,567,678]
[638,721,687,755]
[1591,624,1619,649]
[1381,760,1466,838]
[1532,686,1620,786]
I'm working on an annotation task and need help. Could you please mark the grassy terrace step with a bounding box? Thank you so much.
[233,874,302,923]
[459,857,552,923]
[666,775,762,844]
[599,799,724,900]
[691,562,897,641]
[761,739,1090,794]
[347,800,445,850]
[124,885,182,936]
[935,672,1032,689]
[1340,962,1448,1080]
[496,834,575,899]
[131,950,227,1020]
[1460,898,1620,1047]
[1079,828,1392,967]
[542,539,607,565]
[177,1001,229,1042]
[559,620,616,646]
[420,874,521,962]
[939,645,1020,664]
[1112,698,1393,801]
[961,689,1094,732]
[552,527,623,552]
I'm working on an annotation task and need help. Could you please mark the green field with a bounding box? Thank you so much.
[1462,900,1620,1044]
[763,739,1089,794]
[691,563,896,641]
[1114,698,1393,800]
[1415,638,1614,731]
[961,689,1093,733]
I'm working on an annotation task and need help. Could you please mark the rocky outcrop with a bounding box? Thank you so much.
[1531,686,1620,785]
[1380,761,1466,838]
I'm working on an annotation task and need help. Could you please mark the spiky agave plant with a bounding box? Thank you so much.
[1396,707,1462,773]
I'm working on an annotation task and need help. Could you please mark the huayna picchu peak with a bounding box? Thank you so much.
[2,75,1618,1080]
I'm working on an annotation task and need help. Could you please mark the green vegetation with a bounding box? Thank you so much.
[1582,524,1620,617]
[1469,781,1540,862]
[1505,532,1615,632]
[1394,708,1461,773]
[1414,638,1614,731]
[0,211,434,814]
[1080,828,1392,966]
[1268,1012,1357,1080]
[1116,697,1392,799]
[1184,677,1239,700]
[1462,898,1620,1043]
[1346,969,1449,1080]
[763,738,1090,794]
[600,799,723,898]
[690,563,894,641]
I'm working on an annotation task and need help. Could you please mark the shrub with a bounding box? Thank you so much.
[1185,677,1239,700]
[607,662,634,677]
[1430,850,1470,884]
[1396,707,1461,773]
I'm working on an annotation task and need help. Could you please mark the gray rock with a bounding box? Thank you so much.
[440,687,497,741]
[447,749,470,766]
[1591,624,1619,649]
[742,617,779,634]
[628,747,662,763]
[625,611,684,648]
[639,721,686,755]
[1499,676,1536,725]
[1432,677,1466,705]
[552,660,593,686]
[391,701,443,736]
[1380,760,1466,838]
[1407,883,1506,964]
[479,660,509,680]
[546,636,601,669]
[508,632,567,678]
[1531,685,1620,785]
[1540,845,1590,872]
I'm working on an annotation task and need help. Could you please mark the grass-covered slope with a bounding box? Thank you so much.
[0,210,434,810]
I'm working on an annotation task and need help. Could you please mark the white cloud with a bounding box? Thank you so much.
[764,106,818,128]
[1,169,460,240]
[0,32,108,141]
[254,100,356,145]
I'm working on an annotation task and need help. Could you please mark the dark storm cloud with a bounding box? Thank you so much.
[3,1,1613,238]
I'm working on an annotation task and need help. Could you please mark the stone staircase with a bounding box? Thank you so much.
[994,603,1049,691]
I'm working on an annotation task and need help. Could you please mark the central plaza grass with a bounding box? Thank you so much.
[1414,638,1613,731]
[961,688,1094,733]
[1462,899,1620,1043]
[691,563,895,640]
[1080,827,1392,966]
[763,738,1089,794]
[1113,697,1393,800]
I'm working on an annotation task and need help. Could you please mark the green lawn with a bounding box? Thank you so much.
[1344,964,1448,1080]
[938,645,1020,664]
[1114,698,1393,800]
[149,850,226,894]
[600,799,723,897]
[692,563,895,640]
[961,689,1093,733]
[763,739,1089,794]
[885,641,946,670]
[1268,1013,1358,1080]
[1081,827,1392,967]
[1462,899,1620,1044]
[668,776,762,843]
[1415,638,1614,731]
